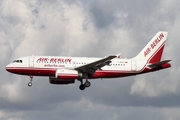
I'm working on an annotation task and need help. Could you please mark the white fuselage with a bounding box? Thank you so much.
[6,56,151,79]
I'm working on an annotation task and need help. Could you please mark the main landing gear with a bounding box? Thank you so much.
[28,76,33,87]
[79,79,91,90]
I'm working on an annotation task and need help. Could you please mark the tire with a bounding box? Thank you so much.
[28,82,32,87]
[79,84,85,90]
[84,81,91,87]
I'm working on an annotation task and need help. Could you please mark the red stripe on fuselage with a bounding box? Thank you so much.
[6,64,170,79]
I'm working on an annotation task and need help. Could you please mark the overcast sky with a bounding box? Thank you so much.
[1,0,180,120]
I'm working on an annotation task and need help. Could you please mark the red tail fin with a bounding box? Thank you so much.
[149,45,165,63]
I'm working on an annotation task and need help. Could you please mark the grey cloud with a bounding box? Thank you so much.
[1,0,180,120]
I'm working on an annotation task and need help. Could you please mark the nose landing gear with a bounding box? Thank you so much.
[28,82,32,87]
[28,76,33,87]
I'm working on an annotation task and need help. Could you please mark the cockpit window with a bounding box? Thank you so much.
[13,60,23,63]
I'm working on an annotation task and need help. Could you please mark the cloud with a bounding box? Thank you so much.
[0,110,23,120]
[1,0,180,120]
[130,71,178,97]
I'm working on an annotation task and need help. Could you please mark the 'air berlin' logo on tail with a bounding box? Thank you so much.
[144,33,164,57]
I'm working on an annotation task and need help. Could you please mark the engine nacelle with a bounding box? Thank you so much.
[55,69,83,80]
[49,76,75,84]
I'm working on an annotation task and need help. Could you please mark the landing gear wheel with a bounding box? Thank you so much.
[28,76,33,87]
[84,80,91,87]
[28,82,32,87]
[79,84,86,90]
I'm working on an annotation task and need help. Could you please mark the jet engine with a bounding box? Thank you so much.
[55,69,83,80]
[49,76,75,84]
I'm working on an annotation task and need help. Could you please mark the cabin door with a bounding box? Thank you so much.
[131,60,136,71]
[29,57,34,67]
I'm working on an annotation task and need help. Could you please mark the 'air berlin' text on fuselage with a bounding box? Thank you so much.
[144,33,164,57]
[36,58,72,63]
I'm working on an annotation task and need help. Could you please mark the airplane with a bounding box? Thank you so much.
[6,31,171,90]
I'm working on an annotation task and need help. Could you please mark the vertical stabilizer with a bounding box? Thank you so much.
[134,31,168,63]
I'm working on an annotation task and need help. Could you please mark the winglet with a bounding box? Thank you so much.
[116,53,121,58]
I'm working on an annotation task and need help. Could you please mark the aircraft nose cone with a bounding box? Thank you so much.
[6,65,10,72]
[6,64,13,73]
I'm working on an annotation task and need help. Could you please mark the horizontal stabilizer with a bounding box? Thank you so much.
[147,60,171,69]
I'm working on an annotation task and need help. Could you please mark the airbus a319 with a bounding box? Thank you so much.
[6,31,171,90]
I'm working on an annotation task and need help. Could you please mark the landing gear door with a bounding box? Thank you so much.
[29,57,34,67]
[131,60,136,71]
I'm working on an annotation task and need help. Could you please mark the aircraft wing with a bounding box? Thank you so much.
[147,60,171,69]
[75,54,119,74]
